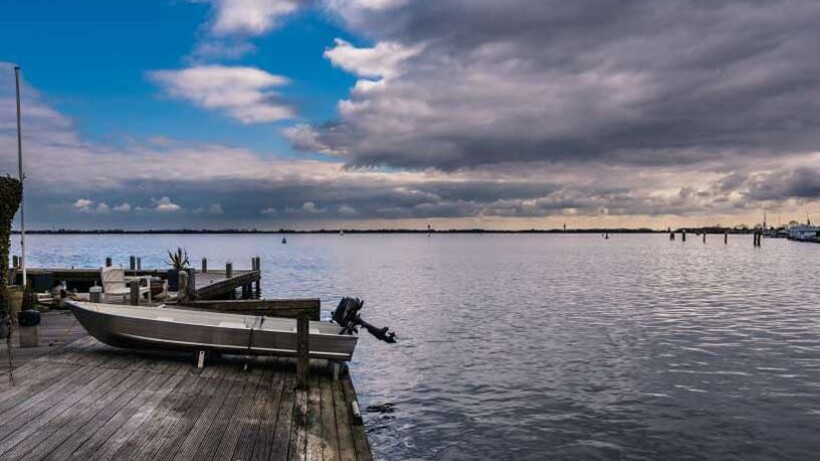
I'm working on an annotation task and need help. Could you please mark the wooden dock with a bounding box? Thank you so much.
[0,312,373,461]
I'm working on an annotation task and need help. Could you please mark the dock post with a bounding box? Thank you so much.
[703,233,706,244]
[12,255,19,268]
[105,257,112,267]
[178,271,189,303]
[724,232,728,244]
[129,256,136,270]
[130,281,140,306]
[296,314,310,389]
[225,262,233,279]
[669,232,674,241]
[682,230,686,242]
[241,284,249,299]
[202,257,208,273]
[136,257,142,270]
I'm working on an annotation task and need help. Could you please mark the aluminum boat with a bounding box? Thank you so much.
[66,300,358,361]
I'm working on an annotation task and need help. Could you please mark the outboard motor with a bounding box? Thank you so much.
[332,297,397,343]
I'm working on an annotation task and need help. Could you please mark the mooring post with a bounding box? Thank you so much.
[682,230,686,242]
[225,262,233,279]
[178,271,189,302]
[241,284,249,299]
[129,256,136,271]
[202,257,208,274]
[105,257,112,267]
[703,233,706,244]
[130,281,140,306]
[136,257,142,270]
[669,232,675,241]
[296,314,310,390]
[724,232,728,244]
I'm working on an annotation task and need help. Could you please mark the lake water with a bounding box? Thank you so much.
[10,234,820,460]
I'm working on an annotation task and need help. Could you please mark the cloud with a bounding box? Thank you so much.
[208,203,225,215]
[153,196,182,212]
[292,0,820,172]
[149,65,294,123]
[73,199,94,212]
[324,39,421,80]
[113,203,131,213]
[2,62,818,229]
[207,0,301,36]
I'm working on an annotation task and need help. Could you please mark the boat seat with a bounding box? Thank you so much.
[218,321,248,329]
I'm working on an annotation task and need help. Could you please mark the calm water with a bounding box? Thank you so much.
[10,234,820,460]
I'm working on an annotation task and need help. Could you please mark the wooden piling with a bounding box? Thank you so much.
[296,314,310,390]
[105,257,112,267]
[136,257,142,270]
[130,281,140,306]
[225,262,233,279]
[669,232,675,241]
[241,284,250,299]
[201,257,208,273]
[682,230,686,242]
[178,271,189,303]
[12,255,19,268]
[724,232,728,244]
[129,256,136,271]
[703,233,706,244]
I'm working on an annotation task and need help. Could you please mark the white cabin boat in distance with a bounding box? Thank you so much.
[788,224,819,242]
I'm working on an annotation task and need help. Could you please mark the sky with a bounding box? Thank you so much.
[1,0,818,230]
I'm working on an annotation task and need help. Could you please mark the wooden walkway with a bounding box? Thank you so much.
[0,313,373,461]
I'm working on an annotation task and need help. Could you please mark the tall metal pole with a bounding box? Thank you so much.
[14,66,26,287]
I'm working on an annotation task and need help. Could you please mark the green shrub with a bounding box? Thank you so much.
[0,176,23,320]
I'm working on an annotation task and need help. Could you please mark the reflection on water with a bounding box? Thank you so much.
[12,234,820,460]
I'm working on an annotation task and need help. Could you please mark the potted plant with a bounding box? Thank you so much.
[0,176,23,338]
[166,247,190,292]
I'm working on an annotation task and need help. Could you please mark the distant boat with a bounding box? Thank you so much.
[66,301,358,360]
[282,236,287,244]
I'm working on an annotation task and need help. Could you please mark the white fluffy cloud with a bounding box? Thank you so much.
[153,197,182,212]
[73,199,94,212]
[324,39,421,80]
[209,0,300,36]
[149,65,294,123]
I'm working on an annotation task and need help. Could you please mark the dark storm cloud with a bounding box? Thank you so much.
[301,0,820,170]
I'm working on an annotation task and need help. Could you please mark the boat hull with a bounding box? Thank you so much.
[67,301,357,361]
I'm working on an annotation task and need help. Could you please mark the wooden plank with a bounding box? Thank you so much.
[332,380,356,461]
[109,368,212,460]
[195,271,260,300]
[182,299,320,320]
[342,379,374,461]
[170,363,246,461]
[87,369,194,461]
[249,359,287,461]
[320,379,341,461]
[133,362,232,461]
[11,369,144,461]
[288,387,308,461]
[191,365,256,460]
[61,364,186,461]
[306,375,324,461]
[230,362,275,461]
[210,362,267,460]
[270,366,296,461]
[43,370,163,461]
[0,367,123,456]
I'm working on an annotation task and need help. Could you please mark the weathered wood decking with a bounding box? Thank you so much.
[0,312,373,461]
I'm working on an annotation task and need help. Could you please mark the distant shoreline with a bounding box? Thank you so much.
[11,227,761,235]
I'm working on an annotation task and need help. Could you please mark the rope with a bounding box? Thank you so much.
[243,316,265,372]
